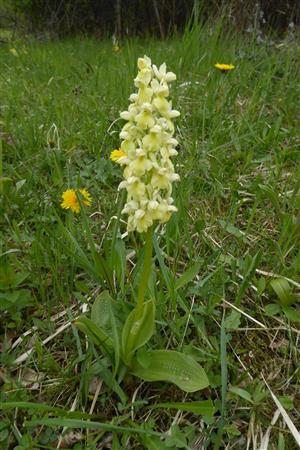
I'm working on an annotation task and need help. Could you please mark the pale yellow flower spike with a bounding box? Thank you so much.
[61,189,92,213]
[118,55,180,233]
[214,63,235,72]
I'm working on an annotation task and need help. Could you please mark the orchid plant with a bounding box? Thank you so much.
[75,56,209,396]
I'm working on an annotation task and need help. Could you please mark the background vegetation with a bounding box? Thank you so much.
[1,0,300,37]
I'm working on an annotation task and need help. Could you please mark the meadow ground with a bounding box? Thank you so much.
[0,23,300,449]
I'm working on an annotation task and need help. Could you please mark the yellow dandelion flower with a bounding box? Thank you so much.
[60,188,92,213]
[214,63,235,72]
[9,48,19,57]
[110,149,126,163]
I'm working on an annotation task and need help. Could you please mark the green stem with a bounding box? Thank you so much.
[136,226,153,315]
[110,190,126,264]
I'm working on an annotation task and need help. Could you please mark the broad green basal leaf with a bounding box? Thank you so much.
[282,306,300,324]
[75,316,114,356]
[122,299,155,365]
[270,278,295,306]
[91,290,122,336]
[131,350,209,392]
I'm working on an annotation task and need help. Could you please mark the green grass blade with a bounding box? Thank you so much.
[25,418,163,436]
[149,399,215,416]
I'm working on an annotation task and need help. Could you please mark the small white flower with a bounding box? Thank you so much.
[167,137,179,146]
[152,63,176,83]
[119,130,130,140]
[124,155,152,177]
[137,56,152,70]
[148,200,159,210]
[136,86,153,104]
[151,79,169,97]
[120,105,138,121]
[129,93,138,102]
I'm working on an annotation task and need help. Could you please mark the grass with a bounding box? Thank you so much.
[1,21,300,449]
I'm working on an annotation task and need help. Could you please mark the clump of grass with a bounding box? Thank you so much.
[0,21,300,449]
